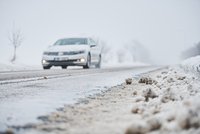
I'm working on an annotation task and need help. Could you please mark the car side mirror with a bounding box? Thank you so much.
[90,45,96,48]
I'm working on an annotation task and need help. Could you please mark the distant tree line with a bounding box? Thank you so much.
[123,40,151,63]
[94,38,151,64]
[181,42,200,59]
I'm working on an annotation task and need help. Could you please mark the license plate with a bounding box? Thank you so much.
[54,58,59,61]
[62,57,68,61]
[54,57,68,61]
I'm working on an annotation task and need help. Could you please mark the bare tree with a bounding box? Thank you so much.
[8,26,24,63]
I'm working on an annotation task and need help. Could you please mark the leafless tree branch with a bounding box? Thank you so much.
[8,25,24,63]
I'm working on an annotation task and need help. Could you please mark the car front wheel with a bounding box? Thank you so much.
[61,66,67,69]
[95,55,101,69]
[83,54,91,69]
[43,66,51,70]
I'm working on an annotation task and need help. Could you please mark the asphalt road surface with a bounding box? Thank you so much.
[0,66,160,131]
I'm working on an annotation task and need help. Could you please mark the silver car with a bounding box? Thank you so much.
[42,37,102,69]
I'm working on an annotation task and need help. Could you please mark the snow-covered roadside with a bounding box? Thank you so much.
[0,62,41,72]
[125,67,200,134]
[102,62,149,68]
[181,55,200,76]
[10,66,200,134]
[0,61,148,72]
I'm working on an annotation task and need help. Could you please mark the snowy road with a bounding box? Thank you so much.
[0,66,159,131]
[0,67,142,81]
[0,66,153,82]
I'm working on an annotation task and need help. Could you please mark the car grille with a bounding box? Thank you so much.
[46,51,83,56]
[48,52,59,56]
[63,51,81,55]
[47,59,78,63]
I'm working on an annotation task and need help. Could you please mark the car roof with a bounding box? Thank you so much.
[59,37,91,40]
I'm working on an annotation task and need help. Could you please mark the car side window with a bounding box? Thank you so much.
[88,39,91,45]
[90,39,96,45]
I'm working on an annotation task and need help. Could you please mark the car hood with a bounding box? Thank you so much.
[45,45,89,52]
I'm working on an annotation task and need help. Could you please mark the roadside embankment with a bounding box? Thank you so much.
[181,55,200,77]
[6,66,200,134]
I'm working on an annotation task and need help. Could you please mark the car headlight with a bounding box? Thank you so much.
[42,59,47,64]
[78,50,86,54]
[80,58,85,62]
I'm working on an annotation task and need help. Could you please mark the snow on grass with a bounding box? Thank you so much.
[0,62,41,72]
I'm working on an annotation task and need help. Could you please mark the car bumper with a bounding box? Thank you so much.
[42,59,86,66]
[42,55,87,67]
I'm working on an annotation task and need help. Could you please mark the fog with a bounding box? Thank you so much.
[0,0,200,66]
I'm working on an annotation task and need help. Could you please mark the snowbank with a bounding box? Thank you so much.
[15,67,200,134]
[102,61,149,68]
[181,55,200,75]
[0,62,41,72]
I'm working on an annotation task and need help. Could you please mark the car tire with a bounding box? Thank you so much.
[61,66,67,69]
[43,66,51,70]
[95,55,101,69]
[83,54,91,69]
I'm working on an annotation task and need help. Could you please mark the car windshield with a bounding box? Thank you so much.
[54,38,88,45]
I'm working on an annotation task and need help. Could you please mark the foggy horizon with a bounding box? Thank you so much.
[0,0,200,65]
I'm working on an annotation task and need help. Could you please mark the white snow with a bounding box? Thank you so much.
[0,60,148,72]
[0,62,41,72]
[0,67,157,131]
[124,66,200,134]
[181,55,200,76]
[20,66,200,134]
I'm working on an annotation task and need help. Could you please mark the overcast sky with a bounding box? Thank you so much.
[0,0,200,65]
